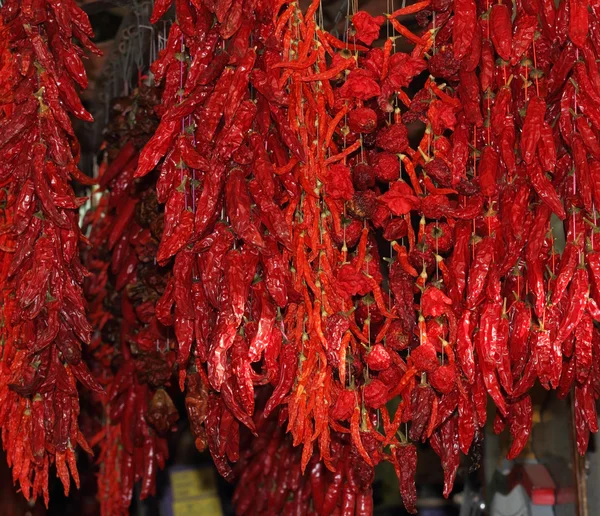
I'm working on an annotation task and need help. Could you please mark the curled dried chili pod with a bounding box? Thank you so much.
[146,388,179,434]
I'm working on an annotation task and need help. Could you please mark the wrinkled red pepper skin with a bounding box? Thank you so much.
[393,443,418,513]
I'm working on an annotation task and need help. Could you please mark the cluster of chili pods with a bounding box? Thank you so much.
[423,0,600,458]
[134,0,448,511]
[0,0,100,505]
[83,83,178,514]
[232,407,376,516]
[2,0,600,511]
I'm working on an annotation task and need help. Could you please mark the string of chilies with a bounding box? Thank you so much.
[0,0,100,506]
[230,0,600,510]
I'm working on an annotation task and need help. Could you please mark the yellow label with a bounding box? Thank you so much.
[170,468,222,516]
[170,468,217,500]
[173,497,222,516]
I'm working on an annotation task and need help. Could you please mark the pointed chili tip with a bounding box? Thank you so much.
[79,111,94,123]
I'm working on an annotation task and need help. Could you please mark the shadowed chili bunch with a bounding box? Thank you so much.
[82,83,176,514]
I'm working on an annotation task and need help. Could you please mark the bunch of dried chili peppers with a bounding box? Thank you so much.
[3,0,600,512]
[0,0,100,506]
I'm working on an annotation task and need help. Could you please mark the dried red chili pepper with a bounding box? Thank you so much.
[457,381,475,453]
[352,11,385,46]
[392,443,417,513]
[521,97,546,165]
[512,14,538,65]
[349,406,373,467]
[437,414,460,498]
[506,395,533,459]
[576,116,600,158]
[569,0,589,48]
[552,242,578,304]
[452,0,477,59]
[555,264,589,348]
[264,344,298,418]
[527,161,567,220]
[490,4,513,61]
[466,237,495,308]
[409,384,435,442]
